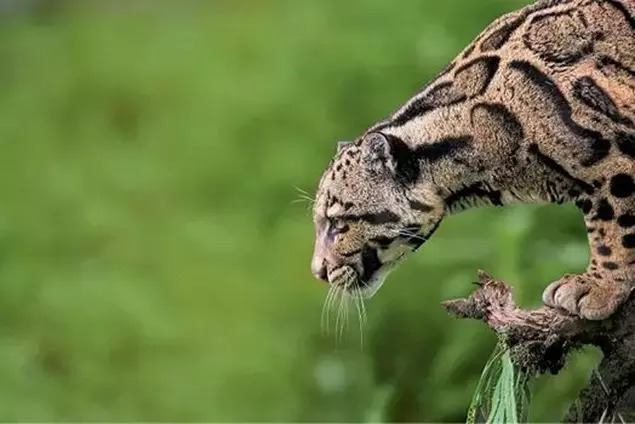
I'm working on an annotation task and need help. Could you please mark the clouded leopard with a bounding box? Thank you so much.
[311,0,635,320]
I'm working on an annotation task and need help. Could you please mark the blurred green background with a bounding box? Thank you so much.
[0,0,604,421]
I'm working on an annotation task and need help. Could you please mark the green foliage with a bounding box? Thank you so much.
[0,0,601,421]
[467,341,532,424]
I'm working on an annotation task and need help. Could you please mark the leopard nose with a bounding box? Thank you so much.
[311,257,329,282]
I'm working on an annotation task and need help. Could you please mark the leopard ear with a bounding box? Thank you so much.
[337,141,352,153]
[362,132,419,183]
[362,132,393,172]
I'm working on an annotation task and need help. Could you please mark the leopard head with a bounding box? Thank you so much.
[311,132,445,297]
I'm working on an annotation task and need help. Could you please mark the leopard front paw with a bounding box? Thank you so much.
[542,273,630,320]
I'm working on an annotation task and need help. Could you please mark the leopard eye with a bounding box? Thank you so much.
[327,220,349,241]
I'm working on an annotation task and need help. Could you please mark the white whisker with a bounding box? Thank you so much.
[334,288,342,342]
[343,292,350,340]
[335,287,350,343]
[326,284,338,334]
[321,284,334,334]
[292,186,315,213]
[352,289,364,348]
[343,294,350,341]
[359,289,367,326]
[321,273,371,344]
[293,186,312,197]
[389,228,427,242]
[291,197,311,205]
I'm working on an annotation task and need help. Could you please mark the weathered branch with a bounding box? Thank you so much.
[443,270,635,422]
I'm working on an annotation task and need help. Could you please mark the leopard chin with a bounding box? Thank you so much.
[348,253,408,298]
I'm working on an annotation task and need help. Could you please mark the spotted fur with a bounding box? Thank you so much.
[311,0,635,320]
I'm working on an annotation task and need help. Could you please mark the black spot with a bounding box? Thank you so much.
[360,247,382,283]
[391,82,465,127]
[327,195,340,207]
[344,159,350,166]
[576,199,593,214]
[610,174,635,198]
[489,191,503,206]
[340,249,362,258]
[597,55,635,79]
[446,182,503,208]
[462,44,475,58]
[454,56,501,96]
[585,139,612,167]
[592,272,602,279]
[618,214,635,228]
[470,102,525,140]
[409,200,434,212]
[336,164,342,171]
[370,236,395,248]
[587,226,595,233]
[622,233,635,248]
[425,81,462,101]
[617,132,635,158]
[594,199,614,221]
[603,261,619,270]
[391,57,499,127]
[576,9,589,28]
[510,61,611,167]
[597,245,612,256]
[527,143,594,194]
[383,133,420,184]
[523,10,594,65]
[599,228,606,237]
[481,15,525,51]
[572,76,633,126]
[414,136,472,163]
[456,55,499,75]
[339,210,401,225]
[343,202,354,211]
[605,0,635,32]
[326,220,349,241]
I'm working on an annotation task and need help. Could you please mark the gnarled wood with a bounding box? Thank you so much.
[443,270,635,422]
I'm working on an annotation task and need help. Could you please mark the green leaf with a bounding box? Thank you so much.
[467,340,533,424]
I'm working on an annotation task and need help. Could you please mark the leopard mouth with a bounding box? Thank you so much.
[348,223,441,296]
[328,223,439,297]
[345,252,408,298]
